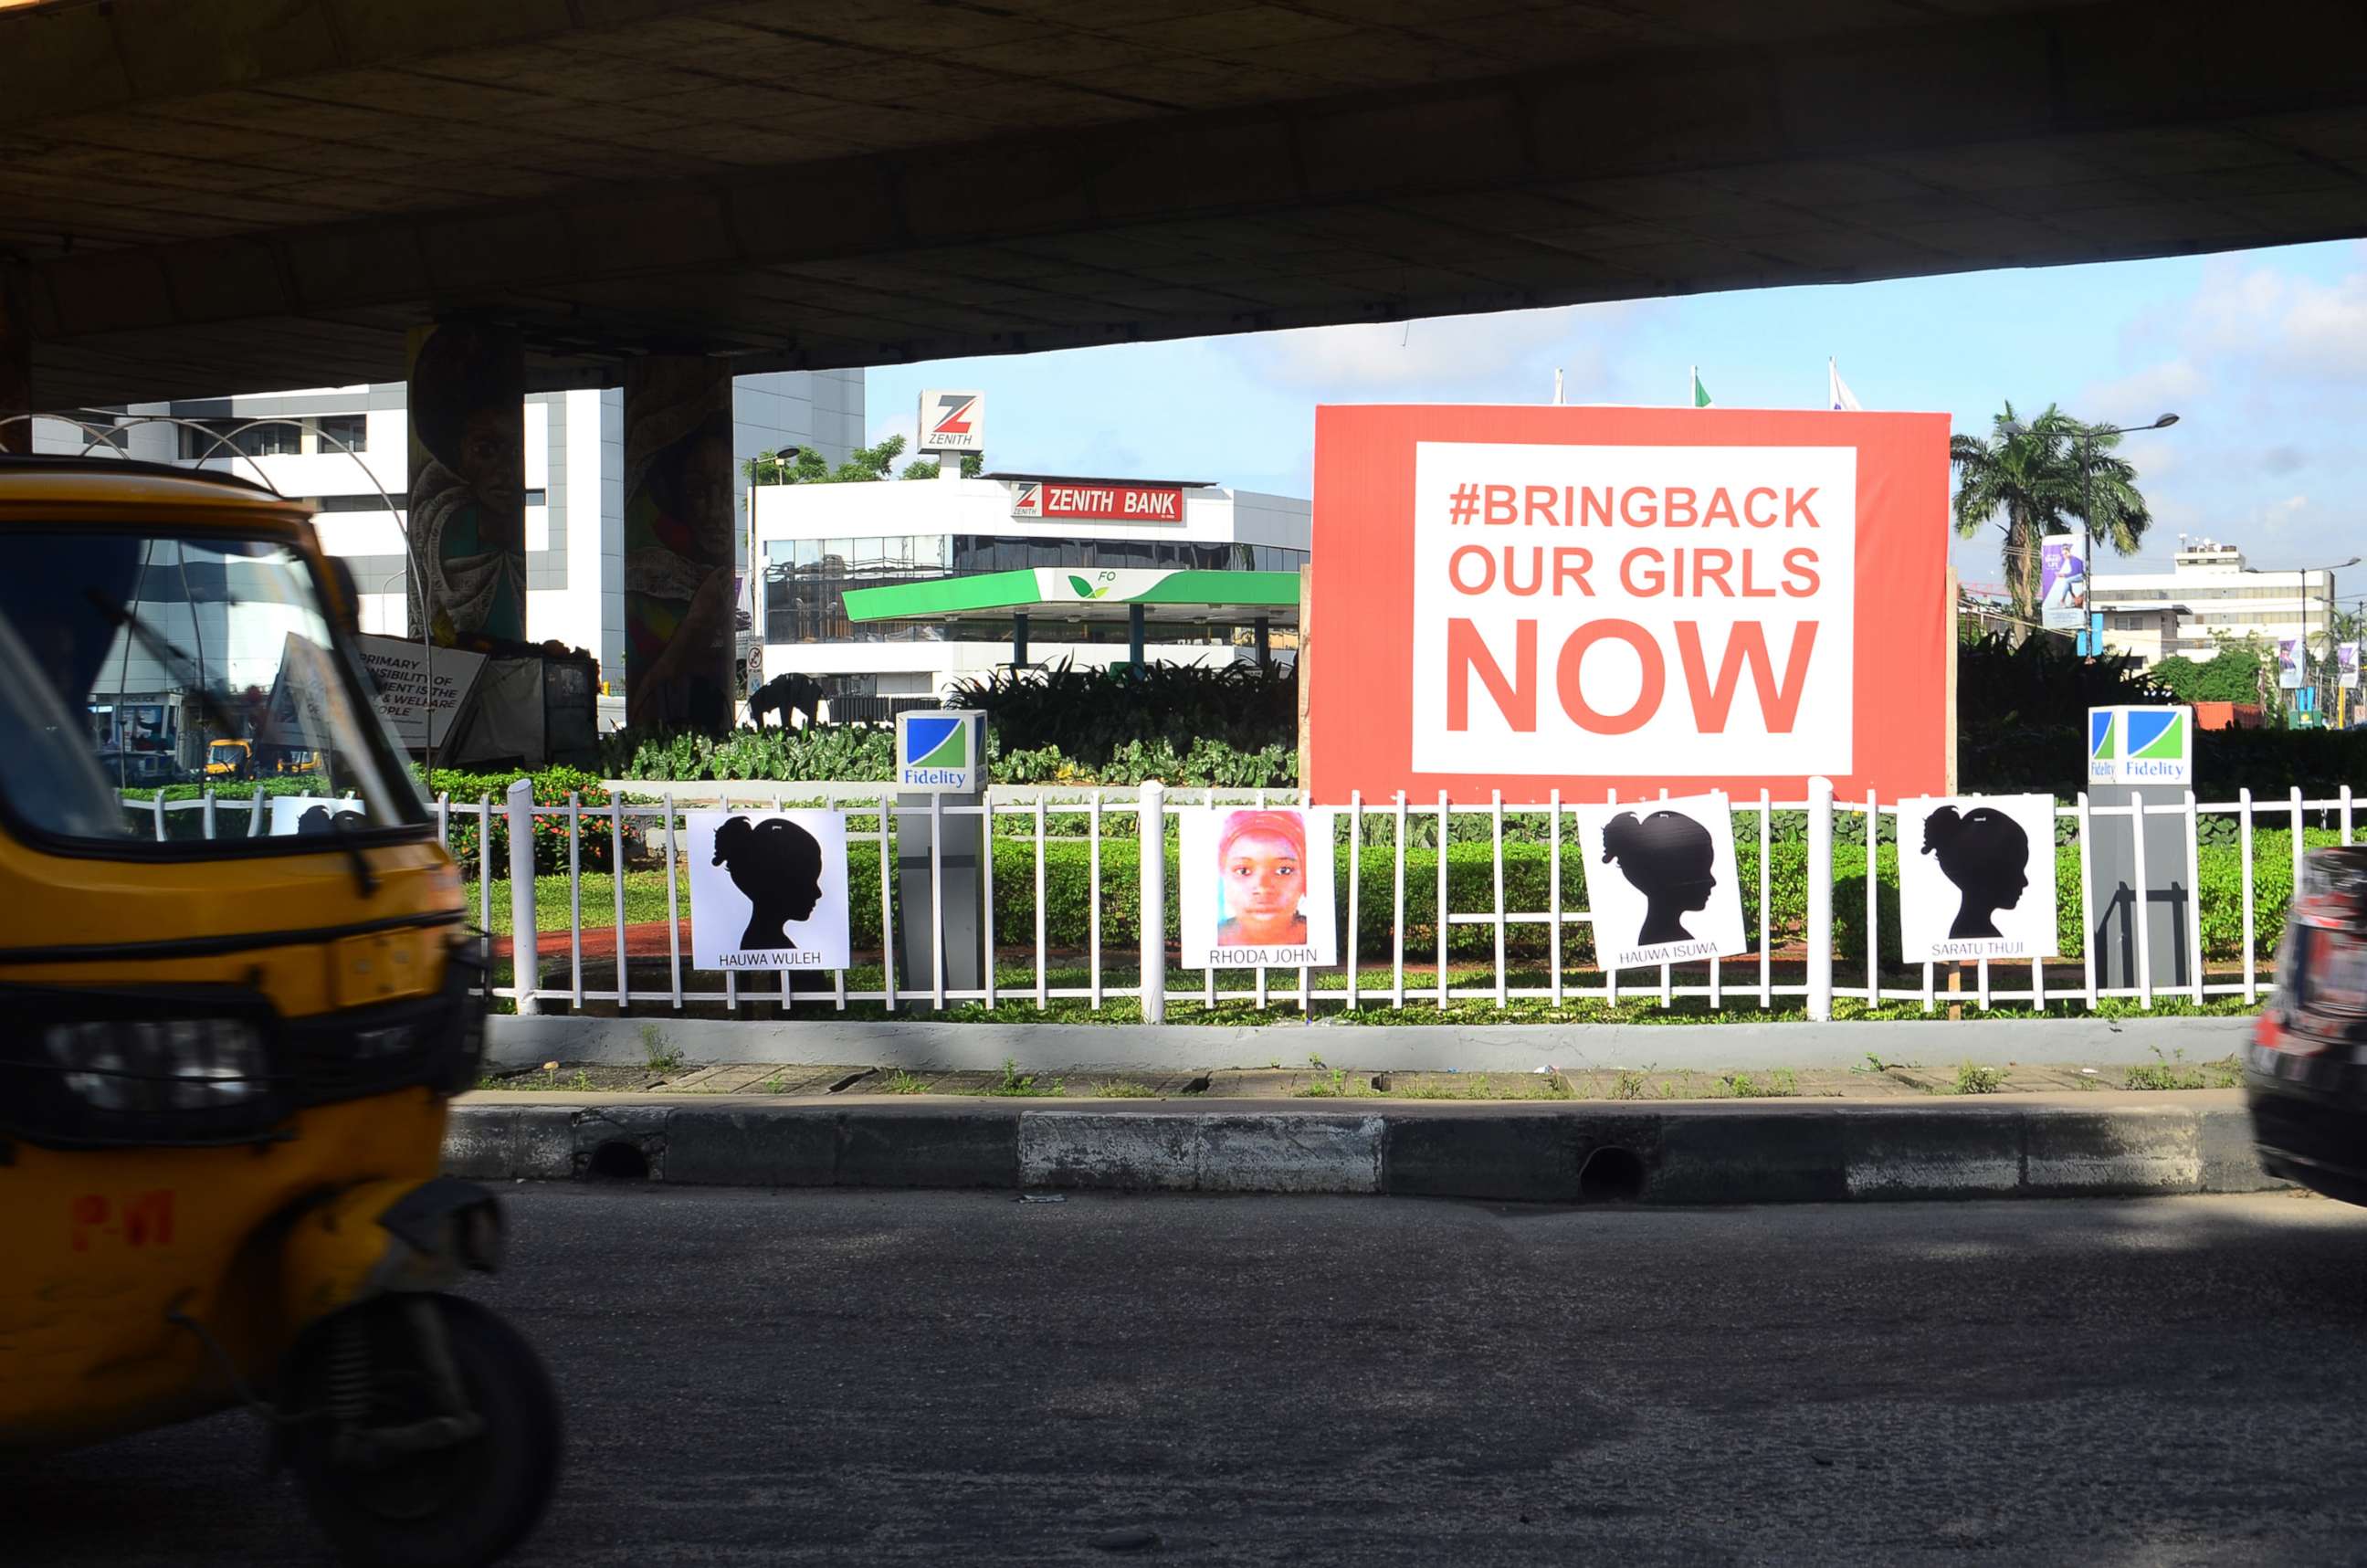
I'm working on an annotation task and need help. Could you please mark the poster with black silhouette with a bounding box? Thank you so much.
[1896,795,2059,962]
[1573,795,1747,968]
[686,809,850,971]
[1178,806,1338,967]
[269,795,367,837]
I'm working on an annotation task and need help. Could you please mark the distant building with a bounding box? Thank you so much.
[2089,538,2339,668]
[751,466,1308,701]
[30,372,865,690]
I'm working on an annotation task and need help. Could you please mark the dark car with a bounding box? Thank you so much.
[2245,845,2367,1204]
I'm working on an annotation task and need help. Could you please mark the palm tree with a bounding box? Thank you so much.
[1951,402,2155,629]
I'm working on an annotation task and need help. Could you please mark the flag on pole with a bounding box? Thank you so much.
[1828,358,1863,411]
[1690,366,1711,407]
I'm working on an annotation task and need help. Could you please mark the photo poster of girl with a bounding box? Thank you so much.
[1894,795,2060,963]
[686,809,852,971]
[1179,806,1339,969]
[1572,794,1747,969]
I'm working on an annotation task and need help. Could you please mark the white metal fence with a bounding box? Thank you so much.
[133,776,2350,1020]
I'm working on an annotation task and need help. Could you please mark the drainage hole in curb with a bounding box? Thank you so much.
[1578,1146,1645,1203]
[587,1140,652,1181]
[1181,1075,1212,1096]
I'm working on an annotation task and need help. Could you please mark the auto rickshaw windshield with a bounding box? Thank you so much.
[0,529,429,847]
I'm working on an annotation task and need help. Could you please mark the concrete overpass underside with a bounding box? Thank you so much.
[5,0,2366,407]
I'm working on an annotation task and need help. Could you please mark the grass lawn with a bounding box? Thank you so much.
[466,872,674,934]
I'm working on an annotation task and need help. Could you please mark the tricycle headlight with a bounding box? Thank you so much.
[42,1016,270,1112]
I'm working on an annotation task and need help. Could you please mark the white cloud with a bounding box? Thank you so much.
[2079,359,2208,428]
[2182,260,2367,383]
[2254,493,2311,529]
[1230,300,1653,395]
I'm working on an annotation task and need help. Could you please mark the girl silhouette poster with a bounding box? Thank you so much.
[1179,807,1338,968]
[1573,794,1746,968]
[687,809,851,970]
[1895,795,2059,962]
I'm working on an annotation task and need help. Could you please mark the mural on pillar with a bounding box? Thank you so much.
[405,321,525,646]
[623,359,735,731]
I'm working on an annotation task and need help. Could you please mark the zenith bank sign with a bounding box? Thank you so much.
[1012,480,1185,522]
[1308,405,1951,804]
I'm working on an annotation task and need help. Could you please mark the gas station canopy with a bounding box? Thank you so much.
[843,568,1299,628]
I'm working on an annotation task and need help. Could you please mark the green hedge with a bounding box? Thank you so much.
[601,723,1298,790]
[428,767,615,876]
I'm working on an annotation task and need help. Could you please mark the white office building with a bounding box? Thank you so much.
[2089,538,2341,667]
[751,467,1309,700]
[30,371,866,689]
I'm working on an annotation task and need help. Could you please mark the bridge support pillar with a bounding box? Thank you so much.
[405,320,525,645]
[623,355,735,732]
[0,270,30,455]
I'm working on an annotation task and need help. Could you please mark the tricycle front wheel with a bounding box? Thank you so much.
[289,1293,562,1568]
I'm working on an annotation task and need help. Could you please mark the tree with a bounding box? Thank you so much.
[1951,402,2156,627]
[743,435,982,491]
[2150,643,2274,706]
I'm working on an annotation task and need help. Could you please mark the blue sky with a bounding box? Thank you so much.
[861,238,2367,595]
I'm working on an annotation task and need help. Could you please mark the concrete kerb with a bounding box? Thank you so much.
[489,1014,2252,1076]
[444,1095,2289,1205]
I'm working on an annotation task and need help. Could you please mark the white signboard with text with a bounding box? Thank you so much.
[1409,443,1857,781]
[353,635,488,750]
[917,389,984,453]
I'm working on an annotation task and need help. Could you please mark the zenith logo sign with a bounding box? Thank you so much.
[930,395,977,438]
[917,389,985,453]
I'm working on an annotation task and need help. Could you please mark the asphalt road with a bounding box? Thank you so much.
[12,1186,2367,1566]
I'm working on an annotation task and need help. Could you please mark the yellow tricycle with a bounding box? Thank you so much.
[0,455,559,1566]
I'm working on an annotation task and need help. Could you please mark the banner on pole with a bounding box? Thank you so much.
[2038,534,2088,633]
[1308,405,1951,803]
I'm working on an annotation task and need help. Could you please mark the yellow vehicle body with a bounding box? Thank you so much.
[0,461,479,1453]
[204,737,252,777]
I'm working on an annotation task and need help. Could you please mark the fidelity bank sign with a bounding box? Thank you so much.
[2088,706,2192,786]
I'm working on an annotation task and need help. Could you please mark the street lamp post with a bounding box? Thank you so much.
[2075,414,2178,657]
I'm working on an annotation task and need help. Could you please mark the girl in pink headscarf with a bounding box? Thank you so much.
[1216,809,1310,948]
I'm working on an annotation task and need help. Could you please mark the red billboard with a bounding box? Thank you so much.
[1012,480,1185,522]
[1308,405,1951,805]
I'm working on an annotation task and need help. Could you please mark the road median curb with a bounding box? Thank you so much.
[444,1097,2288,1205]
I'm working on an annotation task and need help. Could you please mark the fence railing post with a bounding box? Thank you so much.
[506,777,540,1015]
[1805,775,1835,1022]
[1140,779,1166,1024]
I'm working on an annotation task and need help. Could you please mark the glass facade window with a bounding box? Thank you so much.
[314,415,367,453]
[760,532,1305,645]
[179,419,300,459]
